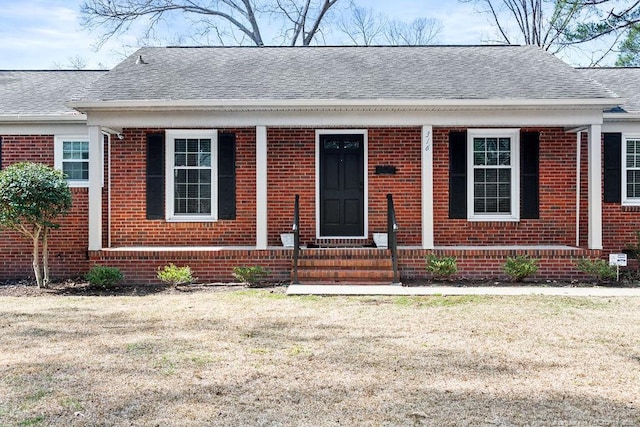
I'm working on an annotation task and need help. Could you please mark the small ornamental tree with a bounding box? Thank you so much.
[0,162,72,288]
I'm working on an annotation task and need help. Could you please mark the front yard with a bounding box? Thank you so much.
[0,288,639,426]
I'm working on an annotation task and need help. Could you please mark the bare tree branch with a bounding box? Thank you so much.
[81,0,342,47]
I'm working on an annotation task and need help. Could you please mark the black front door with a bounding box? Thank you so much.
[319,133,365,237]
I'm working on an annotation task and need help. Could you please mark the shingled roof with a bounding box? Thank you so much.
[579,67,640,113]
[0,70,106,119]
[78,45,617,105]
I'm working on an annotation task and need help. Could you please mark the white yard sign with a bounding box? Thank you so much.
[609,253,627,282]
[609,253,628,267]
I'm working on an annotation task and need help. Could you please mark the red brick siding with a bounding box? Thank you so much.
[368,128,422,245]
[433,127,578,245]
[89,249,292,284]
[266,127,423,246]
[400,248,600,281]
[108,128,257,246]
[0,135,89,280]
[267,128,316,246]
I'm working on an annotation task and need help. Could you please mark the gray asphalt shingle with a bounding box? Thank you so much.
[0,70,106,117]
[80,45,616,102]
[579,67,640,113]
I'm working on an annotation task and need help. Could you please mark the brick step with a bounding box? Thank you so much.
[295,269,395,281]
[291,248,396,285]
[297,258,393,269]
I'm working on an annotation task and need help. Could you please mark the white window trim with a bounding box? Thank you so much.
[315,129,368,239]
[467,128,520,222]
[54,135,91,188]
[165,129,218,222]
[622,134,640,206]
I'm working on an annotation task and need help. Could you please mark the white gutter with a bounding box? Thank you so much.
[603,112,640,121]
[68,97,623,112]
[0,114,87,123]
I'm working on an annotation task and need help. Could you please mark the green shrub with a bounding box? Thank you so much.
[86,265,124,287]
[576,258,616,281]
[157,264,195,287]
[426,255,458,280]
[503,255,539,281]
[232,266,271,287]
[625,230,640,261]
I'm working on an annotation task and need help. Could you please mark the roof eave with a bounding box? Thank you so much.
[0,114,87,124]
[68,98,622,113]
[603,112,640,121]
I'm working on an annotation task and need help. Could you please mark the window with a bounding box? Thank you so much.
[54,135,89,187]
[467,129,520,221]
[165,130,218,221]
[624,136,640,205]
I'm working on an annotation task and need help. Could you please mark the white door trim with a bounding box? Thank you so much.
[315,129,368,239]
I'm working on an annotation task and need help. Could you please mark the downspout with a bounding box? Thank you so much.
[576,131,581,247]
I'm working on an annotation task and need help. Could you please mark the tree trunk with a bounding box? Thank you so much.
[32,226,43,288]
[42,228,50,288]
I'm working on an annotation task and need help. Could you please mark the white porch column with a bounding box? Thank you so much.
[256,126,268,249]
[88,125,103,251]
[422,125,434,249]
[588,124,603,250]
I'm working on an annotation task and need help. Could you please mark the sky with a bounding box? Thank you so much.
[0,0,616,70]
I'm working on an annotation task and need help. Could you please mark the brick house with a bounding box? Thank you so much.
[2,45,639,284]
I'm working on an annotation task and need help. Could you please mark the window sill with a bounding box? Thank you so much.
[467,216,519,223]
[166,217,217,223]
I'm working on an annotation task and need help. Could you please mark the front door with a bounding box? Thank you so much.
[319,133,365,237]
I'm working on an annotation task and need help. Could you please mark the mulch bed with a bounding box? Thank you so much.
[1,276,637,297]
[0,279,286,297]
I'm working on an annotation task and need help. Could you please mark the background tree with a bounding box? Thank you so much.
[80,0,340,47]
[462,0,640,65]
[0,163,72,288]
[338,4,441,46]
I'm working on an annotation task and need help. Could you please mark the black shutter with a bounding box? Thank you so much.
[146,133,165,220]
[604,132,622,203]
[449,131,467,219]
[218,133,236,220]
[520,131,540,219]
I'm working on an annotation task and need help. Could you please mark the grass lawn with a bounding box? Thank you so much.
[0,288,639,426]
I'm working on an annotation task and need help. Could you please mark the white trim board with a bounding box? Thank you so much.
[315,129,368,240]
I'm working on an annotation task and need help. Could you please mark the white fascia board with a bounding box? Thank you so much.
[0,114,87,123]
[69,97,621,112]
[0,122,89,136]
[86,108,605,129]
[603,112,640,121]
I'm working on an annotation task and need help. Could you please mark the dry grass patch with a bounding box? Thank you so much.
[0,291,639,426]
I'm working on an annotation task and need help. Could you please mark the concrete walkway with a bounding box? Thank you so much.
[287,284,640,297]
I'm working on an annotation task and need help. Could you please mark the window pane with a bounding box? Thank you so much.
[63,162,88,180]
[344,141,360,150]
[187,139,199,152]
[498,198,510,213]
[175,154,186,166]
[323,140,340,149]
[486,138,497,152]
[628,170,640,198]
[175,139,186,152]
